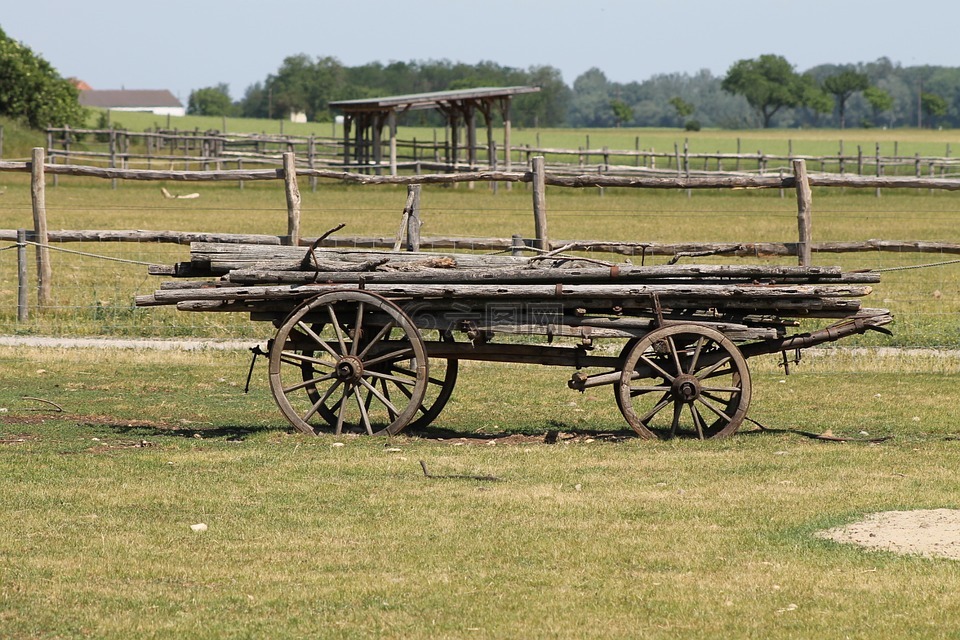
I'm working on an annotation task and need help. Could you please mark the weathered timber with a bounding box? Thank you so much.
[145,282,872,305]
[170,295,862,319]
[188,242,535,273]
[222,264,882,286]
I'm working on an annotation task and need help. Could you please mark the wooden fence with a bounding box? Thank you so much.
[44,126,960,181]
[4,148,960,316]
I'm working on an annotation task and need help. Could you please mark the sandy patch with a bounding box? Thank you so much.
[816,509,960,560]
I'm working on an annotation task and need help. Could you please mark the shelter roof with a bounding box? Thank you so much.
[329,86,540,113]
[79,89,183,109]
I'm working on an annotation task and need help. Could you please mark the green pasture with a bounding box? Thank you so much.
[88,110,960,160]
[1,346,959,638]
[3,117,960,638]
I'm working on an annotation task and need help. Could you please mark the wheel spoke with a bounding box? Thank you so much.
[687,337,707,375]
[359,378,401,418]
[701,385,741,395]
[364,346,416,369]
[638,354,676,382]
[637,391,673,424]
[350,301,365,356]
[630,384,671,397]
[283,371,337,394]
[296,321,341,359]
[695,355,732,380]
[690,403,706,440]
[670,399,683,436]
[325,305,349,354]
[365,369,418,387]
[697,395,735,424]
[279,350,335,369]
[302,379,342,423]
[353,385,374,435]
[380,378,398,421]
[666,337,684,376]
[357,321,396,359]
[335,384,350,435]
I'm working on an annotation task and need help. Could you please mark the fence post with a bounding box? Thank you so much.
[17,228,28,322]
[793,159,813,267]
[282,152,301,246]
[531,156,549,251]
[109,129,118,190]
[511,234,525,257]
[30,148,53,307]
[406,184,421,252]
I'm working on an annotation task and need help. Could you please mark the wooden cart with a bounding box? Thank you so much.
[138,243,892,439]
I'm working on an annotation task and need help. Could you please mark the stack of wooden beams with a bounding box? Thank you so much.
[136,243,892,342]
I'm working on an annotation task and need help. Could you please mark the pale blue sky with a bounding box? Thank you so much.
[4,0,957,102]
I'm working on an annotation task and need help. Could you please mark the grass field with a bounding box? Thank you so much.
[81,110,960,160]
[1,347,960,638]
[3,117,960,637]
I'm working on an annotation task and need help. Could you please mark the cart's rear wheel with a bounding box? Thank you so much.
[269,291,428,436]
[617,325,751,439]
[406,329,459,430]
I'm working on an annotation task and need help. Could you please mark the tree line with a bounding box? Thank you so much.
[191,54,960,131]
[0,23,958,132]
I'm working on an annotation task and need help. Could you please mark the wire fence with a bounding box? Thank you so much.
[2,194,959,349]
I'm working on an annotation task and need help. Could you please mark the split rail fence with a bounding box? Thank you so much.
[44,126,960,182]
[2,148,960,343]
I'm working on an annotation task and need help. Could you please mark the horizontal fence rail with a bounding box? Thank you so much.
[3,148,960,348]
[5,159,960,191]
[43,127,960,180]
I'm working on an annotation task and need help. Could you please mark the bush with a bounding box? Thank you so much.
[684,119,702,132]
[0,27,86,129]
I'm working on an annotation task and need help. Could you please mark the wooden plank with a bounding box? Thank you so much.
[223,264,875,286]
[147,281,873,304]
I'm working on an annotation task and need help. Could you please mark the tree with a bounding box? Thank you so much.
[514,65,570,127]
[800,75,834,125]
[863,86,893,127]
[0,26,86,129]
[568,68,614,127]
[822,70,869,128]
[668,96,694,127]
[721,54,806,127]
[921,91,948,127]
[610,99,633,127]
[187,84,235,116]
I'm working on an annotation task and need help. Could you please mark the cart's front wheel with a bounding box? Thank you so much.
[617,325,751,439]
[269,291,428,435]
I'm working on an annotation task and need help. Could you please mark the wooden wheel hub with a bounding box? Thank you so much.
[673,374,701,403]
[335,355,364,383]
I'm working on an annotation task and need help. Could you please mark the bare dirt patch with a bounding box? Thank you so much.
[816,509,960,560]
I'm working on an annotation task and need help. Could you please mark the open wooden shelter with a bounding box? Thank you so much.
[329,86,540,174]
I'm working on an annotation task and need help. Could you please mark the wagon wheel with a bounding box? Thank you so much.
[405,329,459,430]
[617,325,751,439]
[295,325,456,431]
[269,291,428,436]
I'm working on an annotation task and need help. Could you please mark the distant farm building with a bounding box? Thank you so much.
[79,89,185,117]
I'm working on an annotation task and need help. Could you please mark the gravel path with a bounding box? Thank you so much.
[0,336,260,351]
